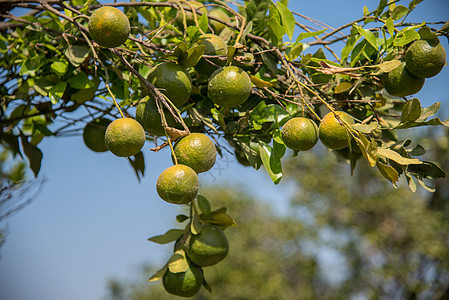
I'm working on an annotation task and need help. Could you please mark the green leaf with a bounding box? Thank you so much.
[401,98,421,123]
[268,17,286,42]
[296,29,327,42]
[259,140,285,185]
[198,11,209,33]
[250,102,289,124]
[168,250,189,273]
[376,161,399,187]
[375,59,401,73]
[408,0,423,10]
[48,81,67,104]
[418,26,438,42]
[148,229,184,244]
[67,72,93,89]
[51,61,68,77]
[355,25,378,50]
[197,195,211,215]
[386,17,394,36]
[172,41,188,58]
[20,135,43,176]
[20,56,40,76]
[207,213,238,228]
[351,121,379,134]
[241,21,253,41]
[408,161,446,179]
[202,276,213,293]
[393,29,420,46]
[341,26,360,62]
[250,75,273,88]
[377,148,422,165]
[276,2,295,40]
[127,151,145,182]
[354,133,378,167]
[176,214,189,223]
[334,82,353,94]
[391,5,408,21]
[179,45,205,68]
[375,0,388,17]
[417,102,440,121]
[190,213,202,235]
[148,265,168,282]
[64,45,89,67]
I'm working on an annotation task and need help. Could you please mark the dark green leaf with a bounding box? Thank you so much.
[64,45,89,66]
[296,29,327,42]
[20,135,42,176]
[408,161,446,179]
[197,195,211,215]
[148,265,168,282]
[376,161,399,187]
[393,29,420,46]
[207,213,238,228]
[408,0,424,10]
[176,214,189,223]
[418,26,438,42]
[179,45,205,68]
[148,229,184,244]
[400,98,421,123]
[391,5,408,21]
[375,0,388,17]
[127,151,145,182]
[67,72,93,89]
[202,276,213,293]
[276,2,295,40]
[355,25,378,49]
[49,81,67,104]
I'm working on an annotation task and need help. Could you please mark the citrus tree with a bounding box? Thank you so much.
[0,0,448,297]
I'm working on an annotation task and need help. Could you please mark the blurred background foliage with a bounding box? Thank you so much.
[105,128,449,300]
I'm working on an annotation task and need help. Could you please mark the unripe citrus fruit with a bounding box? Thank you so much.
[83,118,111,152]
[162,262,203,298]
[105,118,145,157]
[319,111,355,150]
[382,62,425,97]
[209,8,232,34]
[405,39,446,78]
[156,164,199,205]
[195,34,228,76]
[88,7,130,48]
[187,224,229,267]
[281,117,319,151]
[174,133,217,173]
[147,62,192,107]
[208,66,252,108]
[135,98,178,136]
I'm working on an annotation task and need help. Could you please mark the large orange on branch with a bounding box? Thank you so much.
[88,6,130,48]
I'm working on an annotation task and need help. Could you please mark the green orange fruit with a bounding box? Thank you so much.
[174,133,217,173]
[156,164,199,205]
[319,111,355,150]
[382,62,425,97]
[135,98,179,136]
[147,62,192,107]
[105,118,145,157]
[209,8,232,34]
[83,118,111,152]
[207,66,252,108]
[88,6,130,48]
[195,34,228,76]
[281,117,319,151]
[162,262,203,297]
[187,224,229,267]
[405,39,446,78]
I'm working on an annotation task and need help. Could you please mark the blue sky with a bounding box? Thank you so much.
[0,1,448,300]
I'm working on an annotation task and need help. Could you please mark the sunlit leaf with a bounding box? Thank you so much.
[168,250,189,273]
[148,229,184,244]
[377,148,422,165]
